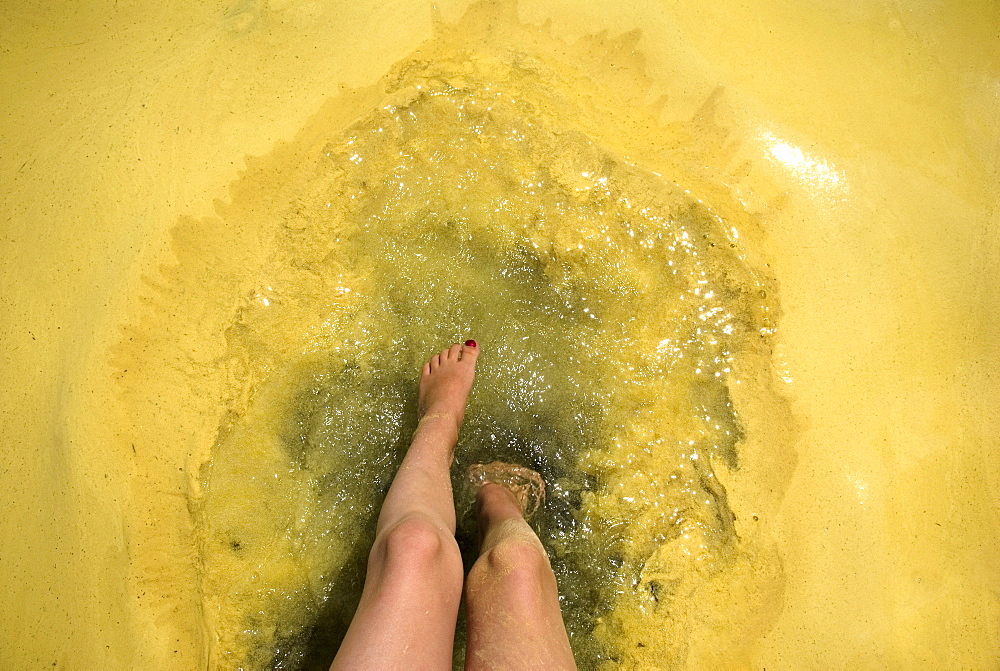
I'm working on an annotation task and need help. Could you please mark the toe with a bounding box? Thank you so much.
[448,343,463,360]
[461,342,480,362]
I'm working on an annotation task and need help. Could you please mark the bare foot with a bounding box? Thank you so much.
[466,462,546,519]
[418,340,480,429]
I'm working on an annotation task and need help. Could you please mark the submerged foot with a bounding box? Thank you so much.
[418,340,480,429]
[467,462,546,519]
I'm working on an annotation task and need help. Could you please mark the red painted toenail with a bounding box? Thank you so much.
[464,339,477,348]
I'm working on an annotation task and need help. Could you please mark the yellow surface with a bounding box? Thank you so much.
[1,0,997,668]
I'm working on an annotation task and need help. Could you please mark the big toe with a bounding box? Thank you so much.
[461,340,480,362]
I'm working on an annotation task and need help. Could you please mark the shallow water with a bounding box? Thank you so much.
[3,0,997,668]
[195,14,782,668]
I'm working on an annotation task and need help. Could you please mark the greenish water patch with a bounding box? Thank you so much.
[197,12,779,670]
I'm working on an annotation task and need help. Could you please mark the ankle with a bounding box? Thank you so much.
[476,482,524,520]
[418,410,462,432]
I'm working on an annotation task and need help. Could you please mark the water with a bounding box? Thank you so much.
[195,8,780,669]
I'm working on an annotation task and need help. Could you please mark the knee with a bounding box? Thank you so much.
[376,515,462,579]
[468,537,553,602]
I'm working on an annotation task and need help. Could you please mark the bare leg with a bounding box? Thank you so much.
[464,475,576,670]
[332,342,479,670]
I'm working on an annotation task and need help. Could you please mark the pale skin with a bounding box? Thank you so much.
[331,342,576,670]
